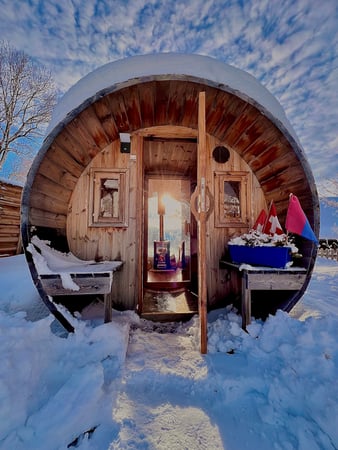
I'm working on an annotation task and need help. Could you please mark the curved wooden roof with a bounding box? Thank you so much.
[22,53,319,242]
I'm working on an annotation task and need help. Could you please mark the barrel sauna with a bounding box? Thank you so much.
[21,53,319,338]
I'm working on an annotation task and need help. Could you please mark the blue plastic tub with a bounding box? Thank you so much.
[228,245,292,268]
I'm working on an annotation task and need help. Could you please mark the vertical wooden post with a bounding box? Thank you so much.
[104,293,112,323]
[134,134,144,315]
[198,92,208,354]
[241,273,251,330]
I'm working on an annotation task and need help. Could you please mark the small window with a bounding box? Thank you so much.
[89,169,129,227]
[214,172,249,227]
[212,146,230,164]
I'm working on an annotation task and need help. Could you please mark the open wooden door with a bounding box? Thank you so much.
[191,92,213,354]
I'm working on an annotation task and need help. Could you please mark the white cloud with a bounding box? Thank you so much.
[0,0,337,186]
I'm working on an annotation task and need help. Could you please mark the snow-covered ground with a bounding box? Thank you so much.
[0,254,337,450]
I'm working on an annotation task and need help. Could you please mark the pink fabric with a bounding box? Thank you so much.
[286,194,318,243]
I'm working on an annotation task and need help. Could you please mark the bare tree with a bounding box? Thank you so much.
[0,40,57,173]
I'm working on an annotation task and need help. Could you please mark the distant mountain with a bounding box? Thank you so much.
[320,197,338,238]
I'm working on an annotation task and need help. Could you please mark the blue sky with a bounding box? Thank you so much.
[0,0,337,196]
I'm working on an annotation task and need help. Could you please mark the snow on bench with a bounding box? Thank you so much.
[27,236,123,322]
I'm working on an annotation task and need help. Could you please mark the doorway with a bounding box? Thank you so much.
[140,137,198,320]
[145,176,193,285]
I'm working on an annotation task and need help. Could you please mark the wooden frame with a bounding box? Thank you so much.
[88,168,129,227]
[214,171,249,227]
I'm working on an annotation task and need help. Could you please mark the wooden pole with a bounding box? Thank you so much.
[135,134,144,315]
[197,92,208,354]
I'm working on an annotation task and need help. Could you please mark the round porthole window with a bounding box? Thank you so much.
[212,146,230,164]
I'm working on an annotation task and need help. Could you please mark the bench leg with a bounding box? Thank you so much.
[241,276,251,330]
[104,293,112,323]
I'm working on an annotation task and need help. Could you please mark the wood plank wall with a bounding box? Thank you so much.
[67,140,138,310]
[0,180,22,257]
[205,134,265,307]
[66,129,266,310]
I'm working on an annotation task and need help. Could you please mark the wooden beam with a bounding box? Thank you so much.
[198,91,208,354]
[135,134,144,315]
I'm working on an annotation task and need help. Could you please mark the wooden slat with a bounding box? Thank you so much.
[78,105,111,148]
[0,246,17,254]
[0,234,19,241]
[261,166,307,192]
[224,103,261,148]
[247,273,307,290]
[0,204,21,216]
[236,116,277,157]
[206,90,231,133]
[0,189,22,200]
[140,125,197,139]
[155,80,171,125]
[167,80,188,125]
[66,116,102,160]
[180,83,199,129]
[38,157,78,191]
[107,91,130,133]
[267,179,313,206]
[215,95,247,140]
[47,143,85,178]
[0,184,22,197]
[56,128,92,166]
[138,82,155,128]
[31,174,73,202]
[92,97,119,141]
[29,208,67,229]
[0,225,20,235]
[122,85,142,131]
[40,273,112,296]
[251,146,294,175]
[0,217,20,226]
[0,196,21,207]
[29,192,69,215]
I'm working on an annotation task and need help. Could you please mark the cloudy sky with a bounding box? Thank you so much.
[0,0,337,195]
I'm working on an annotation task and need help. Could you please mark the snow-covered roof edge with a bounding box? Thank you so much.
[46,52,298,143]
[0,176,24,188]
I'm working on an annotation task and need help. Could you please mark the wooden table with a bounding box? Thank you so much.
[220,261,307,329]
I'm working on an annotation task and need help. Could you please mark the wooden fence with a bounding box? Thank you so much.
[0,180,23,257]
[318,239,338,261]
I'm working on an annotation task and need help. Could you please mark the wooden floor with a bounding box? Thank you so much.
[141,288,198,322]
[147,268,189,283]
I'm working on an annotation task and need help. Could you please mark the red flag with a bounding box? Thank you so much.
[286,194,318,243]
[253,209,267,232]
[263,201,284,235]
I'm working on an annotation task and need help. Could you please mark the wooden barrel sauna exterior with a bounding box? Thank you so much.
[21,53,319,330]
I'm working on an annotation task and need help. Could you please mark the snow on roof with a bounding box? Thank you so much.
[47,53,298,144]
[0,177,24,188]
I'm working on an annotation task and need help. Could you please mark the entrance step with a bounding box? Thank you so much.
[141,289,198,322]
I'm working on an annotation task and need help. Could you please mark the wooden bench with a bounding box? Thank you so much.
[27,236,123,323]
[220,260,307,329]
